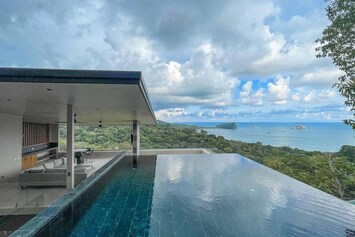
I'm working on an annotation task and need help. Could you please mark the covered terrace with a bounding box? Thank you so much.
[0,67,156,193]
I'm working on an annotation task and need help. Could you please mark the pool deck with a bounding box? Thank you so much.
[0,151,120,216]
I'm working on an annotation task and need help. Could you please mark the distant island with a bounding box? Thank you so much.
[294,125,306,130]
[216,122,237,129]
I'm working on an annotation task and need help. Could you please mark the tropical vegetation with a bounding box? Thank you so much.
[316,0,355,129]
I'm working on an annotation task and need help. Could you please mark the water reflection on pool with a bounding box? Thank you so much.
[149,154,355,237]
[70,154,355,237]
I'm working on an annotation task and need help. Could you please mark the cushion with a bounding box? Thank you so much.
[43,161,55,169]
[74,167,87,172]
[56,164,66,169]
[53,159,62,167]
[62,157,67,165]
[27,165,45,173]
[74,165,93,172]
[45,168,66,173]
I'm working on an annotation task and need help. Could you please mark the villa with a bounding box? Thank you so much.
[0,68,354,236]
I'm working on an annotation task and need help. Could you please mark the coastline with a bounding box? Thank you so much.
[190,122,354,152]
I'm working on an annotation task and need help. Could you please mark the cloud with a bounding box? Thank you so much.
[249,40,329,77]
[0,2,240,110]
[115,0,279,56]
[239,81,265,106]
[292,93,302,101]
[243,5,332,77]
[291,68,343,88]
[303,92,314,103]
[155,108,188,120]
[275,8,328,43]
[210,109,228,118]
[237,104,350,121]
[149,42,240,109]
[267,76,290,104]
[238,76,291,106]
[155,103,350,122]
[291,89,338,104]
[319,90,336,99]
[0,0,350,122]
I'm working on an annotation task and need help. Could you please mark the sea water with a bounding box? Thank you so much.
[178,122,355,152]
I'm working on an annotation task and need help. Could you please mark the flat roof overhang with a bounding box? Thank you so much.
[0,68,157,125]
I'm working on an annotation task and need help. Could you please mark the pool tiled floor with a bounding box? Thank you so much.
[70,156,156,237]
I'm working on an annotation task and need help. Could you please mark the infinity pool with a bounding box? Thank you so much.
[68,154,354,237]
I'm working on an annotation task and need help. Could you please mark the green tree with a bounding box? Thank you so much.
[316,0,355,129]
[337,145,355,162]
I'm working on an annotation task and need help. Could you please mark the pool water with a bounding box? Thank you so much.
[69,154,355,237]
[70,156,156,236]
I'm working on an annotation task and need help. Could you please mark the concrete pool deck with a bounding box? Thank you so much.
[0,151,121,216]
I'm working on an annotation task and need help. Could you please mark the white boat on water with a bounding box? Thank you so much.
[294,125,306,130]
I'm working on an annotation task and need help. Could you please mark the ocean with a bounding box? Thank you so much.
[177,122,355,152]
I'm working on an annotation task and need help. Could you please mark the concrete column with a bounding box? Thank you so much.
[132,120,140,155]
[66,104,74,190]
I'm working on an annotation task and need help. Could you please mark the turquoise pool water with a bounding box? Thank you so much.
[69,154,355,237]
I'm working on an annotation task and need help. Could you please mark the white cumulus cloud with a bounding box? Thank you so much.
[155,108,188,120]
[240,81,265,106]
[0,0,351,121]
[267,76,290,104]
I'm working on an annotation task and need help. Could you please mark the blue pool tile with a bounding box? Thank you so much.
[174,220,198,237]
[113,217,132,236]
[97,222,115,237]
[198,212,222,237]
[159,220,175,237]
[80,226,101,237]
[129,221,147,237]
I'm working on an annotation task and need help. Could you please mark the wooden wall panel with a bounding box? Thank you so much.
[22,122,49,147]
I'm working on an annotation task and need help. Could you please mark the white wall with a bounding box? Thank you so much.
[0,113,22,180]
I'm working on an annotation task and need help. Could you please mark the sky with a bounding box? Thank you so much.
[0,0,352,122]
